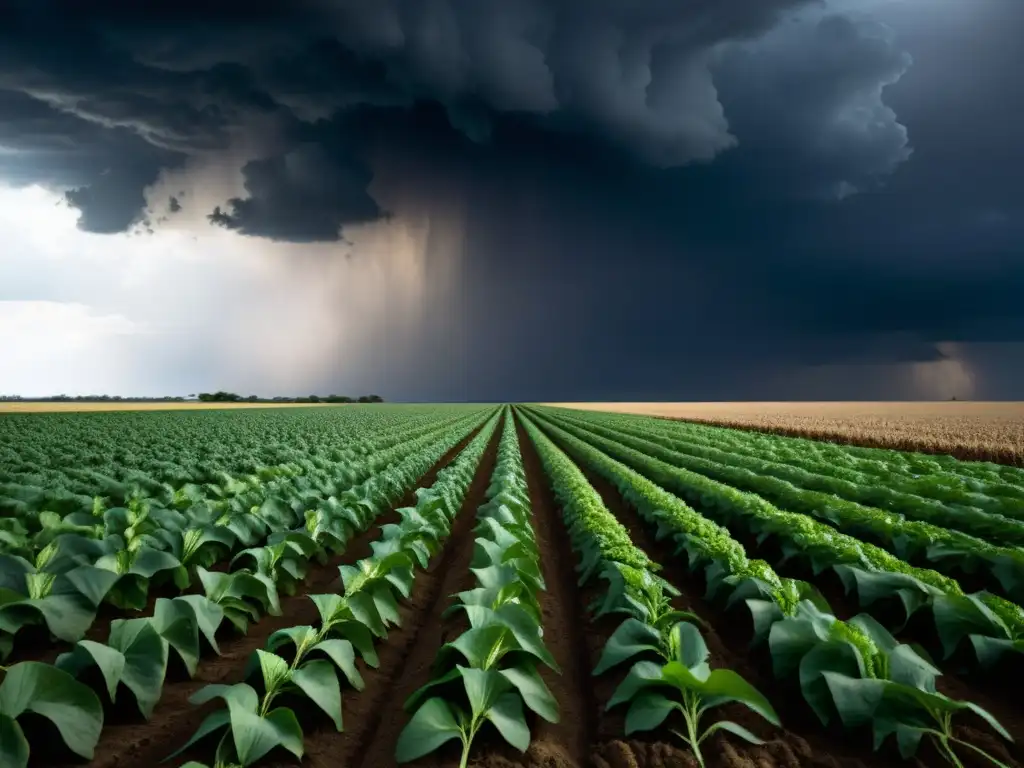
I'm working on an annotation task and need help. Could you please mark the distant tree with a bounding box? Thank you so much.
[247,395,258,401]
[366,394,384,403]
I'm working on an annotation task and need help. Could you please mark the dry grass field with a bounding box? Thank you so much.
[0,401,339,413]
[546,401,1024,466]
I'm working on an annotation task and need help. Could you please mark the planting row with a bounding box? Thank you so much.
[0,409,496,768]
[519,407,1017,766]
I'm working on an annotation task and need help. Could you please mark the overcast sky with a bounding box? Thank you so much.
[1,0,1021,401]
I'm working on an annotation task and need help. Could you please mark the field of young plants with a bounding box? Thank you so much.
[1,403,1023,768]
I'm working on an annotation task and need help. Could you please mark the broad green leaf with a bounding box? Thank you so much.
[151,601,200,677]
[164,710,230,761]
[395,697,464,763]
[266,625,316,657]
[698,669,780,726]
[0,661,104,760]
[500,664,559,723]
[672,621,710,672]
[624,690,675,734]
[108,618,169,719]
[171,595,224,655]
[310,639,364,690]
[593,619,662,675]
[607,661,667,710]
[346,591,387,638]
[0,715,29,768]
[798,641,863,725]
[256,649,291,692]
[447,625,508,668]
[292,660,343,731]
[460,666,510,720]
[485,691,531,753]
[63,565,121,608]
[405,667,464,714]
[820,671,886,727]
[55,640,125,702]
[231,706,304,764]
[369,582,401,627]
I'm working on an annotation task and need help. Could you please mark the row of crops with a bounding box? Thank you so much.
[1,403,1022,768]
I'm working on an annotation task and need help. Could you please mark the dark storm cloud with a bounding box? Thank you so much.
[207,141,383,241]
[0,0,916,239]
[2,0,1022,399]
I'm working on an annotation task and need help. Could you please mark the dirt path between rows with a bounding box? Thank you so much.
[515,411,598,768]
[323,416,503,768]
[39,425,483,768]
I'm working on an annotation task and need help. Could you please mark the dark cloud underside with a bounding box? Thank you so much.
[1,0,1021,399]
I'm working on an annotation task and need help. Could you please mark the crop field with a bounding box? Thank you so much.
[0,402,341,413]
[2,404,1024,768]
[546,401,1024,467]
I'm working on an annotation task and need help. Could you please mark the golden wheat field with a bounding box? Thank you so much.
[0,402,340,413]
[546,401,1024,466]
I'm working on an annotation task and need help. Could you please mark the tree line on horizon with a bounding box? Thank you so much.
[0,392,385,403]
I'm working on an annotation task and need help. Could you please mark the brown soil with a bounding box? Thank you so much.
[39,425,482,768]
[305,416,504,768]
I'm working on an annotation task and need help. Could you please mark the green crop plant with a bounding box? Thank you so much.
[606,622,779,768]
[171,412,501,768]
[528,408,1024,670]
[521,411,782,766]
[398,413,559,768]
[540,410,1024,604]
[0,661,104,768]
[769,603,1013,765]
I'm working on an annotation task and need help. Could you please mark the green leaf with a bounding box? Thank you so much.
[304,639,360,690]
[624,690,676,735]
[55,640,125,702]
[672,621,710,671]
[820,672,886,728]
[607,661,667,710]
[405,667,465,714]
[798,641,863,725]
[499,664,559,723]
[485,691,531,753]
[292,660,343,731]
[171,595,224,655]
[704,719,766,745]
[698,668,780,726]
[594,618,662,675]
[108,618,169,719]
[447,625,508,668]
[460,666,510,720]
[966,701,1013,743]
[151,600,200,677]
[395,697,464,763]
[256,649,290,692]
[0,714,30,768]
[164,710,230,761]
[0,661,104,760]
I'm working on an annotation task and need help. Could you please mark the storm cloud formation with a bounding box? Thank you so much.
[1,0,1022,400]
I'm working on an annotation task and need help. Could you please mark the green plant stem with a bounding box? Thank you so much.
[459,719,482,768]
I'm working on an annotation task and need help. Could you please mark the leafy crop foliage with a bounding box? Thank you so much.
[521,412,780,767]
[397,414,559,767]
[527,406,1016,765]
[172,410,501,767]
[0,405,494,767]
